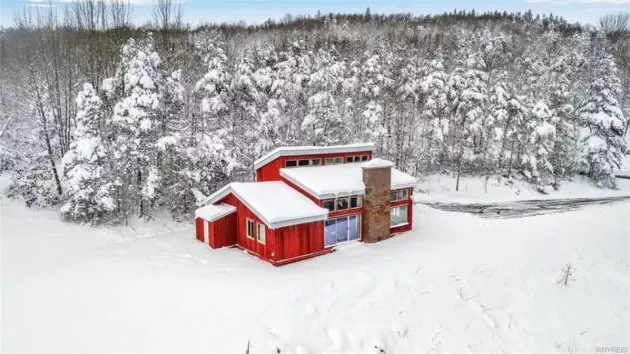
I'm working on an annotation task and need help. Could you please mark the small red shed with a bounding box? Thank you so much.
[194,203,237,249]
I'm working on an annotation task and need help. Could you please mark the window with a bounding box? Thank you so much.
[336,197,349,210]
[390,188,410,201]
[246,219,255,239]
[350,196,362,208]
[323,199,336,211]
[325,157,342,165]
[257,223,266,244]
[288,159,321,167]
[347,155,368,163]
[324,215,360,246]
[323,196,362,211]
[390,205,408,227]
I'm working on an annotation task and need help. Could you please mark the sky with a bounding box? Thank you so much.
[1,0,630,28]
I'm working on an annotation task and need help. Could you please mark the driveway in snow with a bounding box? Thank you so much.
[418,196,630,218]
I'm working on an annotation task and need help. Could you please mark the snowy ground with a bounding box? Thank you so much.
[2,191,629,353]
[415,174,630,203]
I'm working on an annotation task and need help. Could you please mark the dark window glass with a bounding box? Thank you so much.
[401,189,409,199]
[323,200,335,211]
[286,160,297,167]
[390,191,398,201]
[361,155,369,161]
[336,198,349,210]
[298,159,309,166]
[311,159,321,165]
[350,196,359,208]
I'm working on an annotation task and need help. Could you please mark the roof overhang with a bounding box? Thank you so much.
[254,143,375,170]
[280,168,365,200]
[205,183,328,229]
[195,203,236,222]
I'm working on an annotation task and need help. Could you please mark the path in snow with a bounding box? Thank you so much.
[418,196,630,218]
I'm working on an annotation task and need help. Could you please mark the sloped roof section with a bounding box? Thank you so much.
[206,181,329,229]
[254,143,375,170]
[195,203,236,222]
[280,162,417,199]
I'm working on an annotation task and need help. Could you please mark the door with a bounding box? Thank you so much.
[204,221,210,244]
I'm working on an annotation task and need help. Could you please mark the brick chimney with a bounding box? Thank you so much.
[361,158,393,243]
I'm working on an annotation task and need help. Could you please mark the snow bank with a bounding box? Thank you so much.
[415,173,630,203]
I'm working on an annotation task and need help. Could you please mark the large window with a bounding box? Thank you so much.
[246,219,255,239]
[390,188,410,201]
[390,205,408,227]
[325,215,360,246]
[285,159,321,168]
[257,223,266,244]
[322,196,362,212]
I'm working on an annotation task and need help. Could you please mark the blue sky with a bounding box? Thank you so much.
[2,0,630,27]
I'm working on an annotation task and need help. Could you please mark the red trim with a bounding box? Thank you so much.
[257,151,373,182]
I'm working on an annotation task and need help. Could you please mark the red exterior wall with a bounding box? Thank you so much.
[390,188,413,234]
[272,221,331,265]
[208,213,237,249]
[195,218,205,242]
[256,151,373,182]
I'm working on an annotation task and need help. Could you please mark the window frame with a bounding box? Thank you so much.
[324,214,361,247]
[390,188,410,202]
[346,155,369,163]
[246,218,255,239]
[286,158,321,168]
[322,195,363,212]
[390,205,409,228]
[325,157,342,165]
[256,223,266,244]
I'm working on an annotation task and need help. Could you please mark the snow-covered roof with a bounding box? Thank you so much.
[361,158,394,169]
[254,143,375,170]
[195,203,236,222]
[280,163,417,199]
[205,182,329,229]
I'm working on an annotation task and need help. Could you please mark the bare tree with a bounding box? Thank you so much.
[599,13,630,34]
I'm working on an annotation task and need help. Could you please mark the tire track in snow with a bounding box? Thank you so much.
[418,196,630,218]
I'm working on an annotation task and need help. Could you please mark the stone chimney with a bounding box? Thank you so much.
[361,158,393,243]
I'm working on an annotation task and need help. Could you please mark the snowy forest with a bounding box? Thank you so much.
[0,2,629,224]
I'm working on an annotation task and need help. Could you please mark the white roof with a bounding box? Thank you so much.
[361,158,394,169]
[254,143,375,170]
[280,162,417,199]
[195,203,236,222]
[205,181,329,229]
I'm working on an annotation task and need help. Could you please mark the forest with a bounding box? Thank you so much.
[0,1,628,224]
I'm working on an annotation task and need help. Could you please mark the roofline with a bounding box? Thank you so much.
[205,183,328,229]
[195,203,236,222]
[281,166,417,199]
[280,169,365,199]
[254,143,375,170]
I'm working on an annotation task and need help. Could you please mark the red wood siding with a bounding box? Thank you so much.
[273,221,326,263]
[208,213,237,249]
[256,151,373,182]
[219,193,276,261]
[195,218,204,242]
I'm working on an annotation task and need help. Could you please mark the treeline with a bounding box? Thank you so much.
[0,2,628,224]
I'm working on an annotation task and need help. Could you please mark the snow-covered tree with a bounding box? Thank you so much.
[578,39,628,183]
[60,83,115,222]
[301,91,347,145]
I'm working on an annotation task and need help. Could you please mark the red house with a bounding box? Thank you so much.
[195,143,417,266]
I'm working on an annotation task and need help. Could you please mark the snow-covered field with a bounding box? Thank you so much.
[2,192,629,353]
[416,174,630,203]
